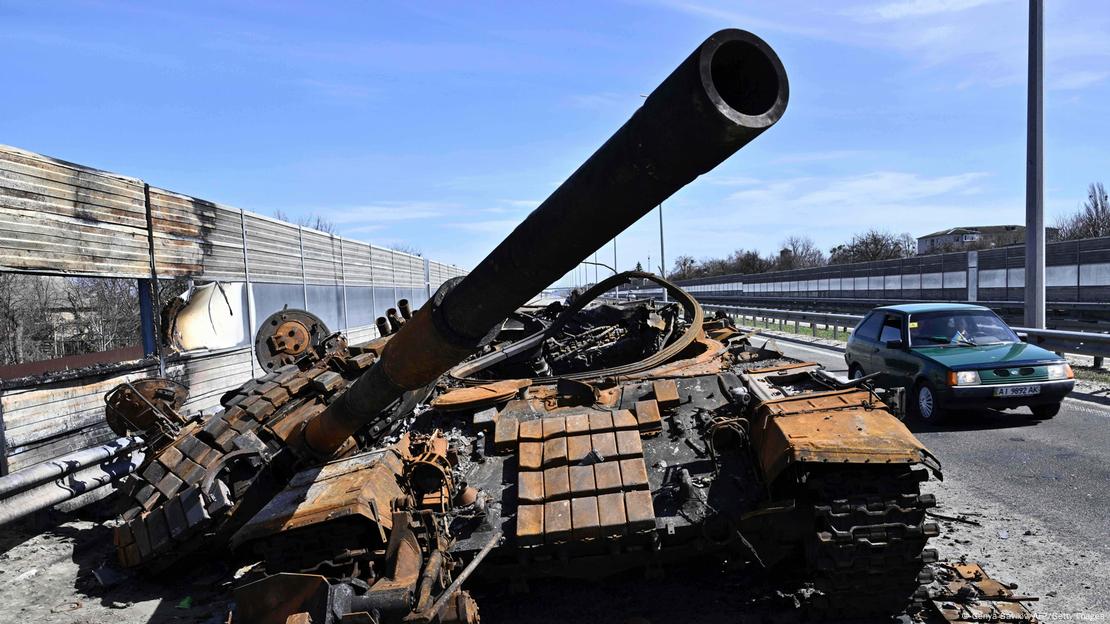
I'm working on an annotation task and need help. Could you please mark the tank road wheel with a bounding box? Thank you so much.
[911,380,945,425]
[800,466,939,619]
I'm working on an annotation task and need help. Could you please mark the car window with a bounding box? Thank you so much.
[879,314,903,343]
[854,312,884,341]
[908,309,1019,347]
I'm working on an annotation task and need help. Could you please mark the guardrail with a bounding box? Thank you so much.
[700,303,1110,362]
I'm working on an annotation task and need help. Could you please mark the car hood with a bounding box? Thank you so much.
[912,341,1063,370]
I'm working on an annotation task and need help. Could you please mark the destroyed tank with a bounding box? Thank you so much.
[107,29,946,623]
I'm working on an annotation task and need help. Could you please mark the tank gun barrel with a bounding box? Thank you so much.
[303,28,789,455]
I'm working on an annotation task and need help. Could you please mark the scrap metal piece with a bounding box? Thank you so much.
[431,379,531,412]
[254,308,330,372]
[925,561,1039,623]
[166,282,249,352]
[104,378,189,445]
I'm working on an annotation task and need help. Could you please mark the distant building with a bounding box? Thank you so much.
[915,225,1059,255]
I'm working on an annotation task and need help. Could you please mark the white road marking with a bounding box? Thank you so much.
[1063,396,1110,417]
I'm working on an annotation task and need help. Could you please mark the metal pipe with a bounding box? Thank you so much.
[303,29,789,455]
[0,436,142,498]
[0,450,144,525]
[420,529,501,621]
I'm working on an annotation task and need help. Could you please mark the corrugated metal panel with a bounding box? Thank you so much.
[394,251,423,289]
[179,348,255,413]
[301,228,341,285]
[243,213,303,284]
[0,145,150,277]
[371,246,396,290]
[342,239,373,286]
[148,188,248,280]
[0,365,160,472]
[0,145,478,474]
[346,325,381,345]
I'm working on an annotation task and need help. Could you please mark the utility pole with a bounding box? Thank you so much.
[612,237,620,297]
[1024,0,1045,328]
[659,202,667,302]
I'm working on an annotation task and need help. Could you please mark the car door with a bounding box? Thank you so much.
[874,312,916,387]
[849,312,885,374]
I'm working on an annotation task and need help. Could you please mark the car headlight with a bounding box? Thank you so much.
[947,370,981,386]
[1046,363,1074,380]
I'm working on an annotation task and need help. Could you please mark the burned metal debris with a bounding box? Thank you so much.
[254,308,332,372]
[92,27,1037,624]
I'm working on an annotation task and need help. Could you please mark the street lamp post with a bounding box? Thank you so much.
[659,202,667,303]
[1024,0,1045,328]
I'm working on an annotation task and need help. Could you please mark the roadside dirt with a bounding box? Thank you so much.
[924,477,1109,618]
[0,513,228,624]
[1,488,1091,624]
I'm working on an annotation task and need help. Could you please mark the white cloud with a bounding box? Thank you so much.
[315,201,457,224]
[852,0,1010,22]
[565,92,632,110]
[657,170,1006,262]
[772,150,877,165]
[447,219,521,234]
[651,0,1109,93]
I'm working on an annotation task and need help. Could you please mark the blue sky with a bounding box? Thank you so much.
[2,1,1108,286]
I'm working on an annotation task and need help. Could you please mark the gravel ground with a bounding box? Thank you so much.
[0,514,230,624]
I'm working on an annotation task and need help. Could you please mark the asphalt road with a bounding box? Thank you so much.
[770,335,1110,617]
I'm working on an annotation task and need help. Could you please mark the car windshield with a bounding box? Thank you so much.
[908,310,1019,347]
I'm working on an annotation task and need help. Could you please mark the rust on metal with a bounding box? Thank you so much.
[431,378,531,412]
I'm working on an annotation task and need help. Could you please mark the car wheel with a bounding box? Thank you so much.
[912,381,945,424]
[849,363,865,380]
[1030,403,1061,420]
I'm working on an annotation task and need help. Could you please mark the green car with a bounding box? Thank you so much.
[845,303,1074,423]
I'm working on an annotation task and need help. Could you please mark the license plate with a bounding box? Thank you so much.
[994,385,1040,397]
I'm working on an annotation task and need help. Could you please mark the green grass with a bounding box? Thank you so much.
[1073,365,1110,384]
[735,317,848,343]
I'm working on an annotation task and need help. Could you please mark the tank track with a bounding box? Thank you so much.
[800,465,940,618]
[112,351,388,571]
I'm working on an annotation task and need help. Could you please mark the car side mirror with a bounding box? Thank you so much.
[885,339,905,349]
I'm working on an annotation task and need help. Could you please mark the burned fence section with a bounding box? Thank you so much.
[0,144,466,476]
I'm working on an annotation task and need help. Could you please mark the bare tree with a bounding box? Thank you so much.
[728,249,774,274]
[274,210,337,234]
[1055,182,1110,240]
[388,243,424,257]
[669,255,697,280]
[777,235,827,270]
[0,274,62,364]
[63,278,140,353]
[829,229,916,264]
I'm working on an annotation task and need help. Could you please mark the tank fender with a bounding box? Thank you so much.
[752,392,941,484]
